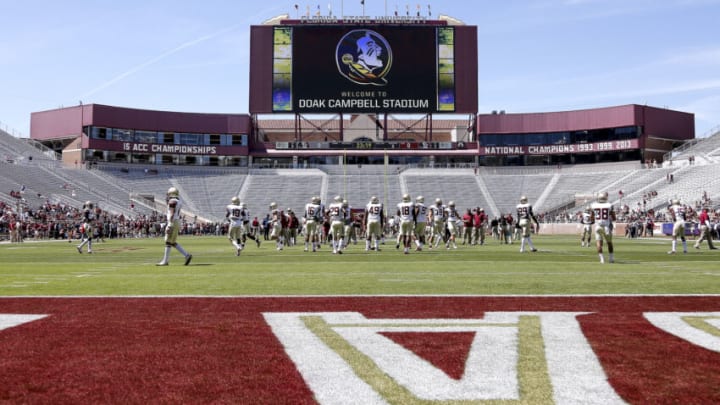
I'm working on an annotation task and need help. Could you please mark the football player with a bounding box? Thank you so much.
[413,196,427,251]
[365,195,384,251]
[397,193,415,254]
[303,196,324,252]
[580,206,594,247]
[269,202,286,251]
[342,199,356,247]
[591,191,616,263]
[444,201,459,249]
[327,195,346,254]
[76,201,96,254]
[667,198,688,254]
[157,187,192,266]
[226,197,244,256]
[516,195,539,253]
[428,198,446,249]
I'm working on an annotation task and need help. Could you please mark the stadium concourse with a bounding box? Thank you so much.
[2,126,720,241]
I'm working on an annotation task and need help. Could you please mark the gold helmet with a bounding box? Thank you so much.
[312,196,321,204]
[370,195,379,204]
[448,201,455,207]
[416,195,424,203]
[402,193,411,202]
[231,196,240,205]
[334,195,343,203]
[240,202,247,209]
[167,187,179,198]
[597,191,608,203]
[269,202,277,210]
[342,199,348,207]
[520,195,528,204]
[435,198,442,205]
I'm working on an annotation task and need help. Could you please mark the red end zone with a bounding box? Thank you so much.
[1,296,718,404]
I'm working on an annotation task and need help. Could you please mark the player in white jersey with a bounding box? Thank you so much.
[76,201,97,254]
[667,199,688,254]
[303,196,324,252]
[413,196,428,251]
[364,195,384,251]
[428,198,446,249]
[580,206,594,247]
[327,196,346,254]
[590,191,615,264]
[269,202,287,250]
[157,187,192,266]
[444,201,459,249]
[226,197,245,256]
[516,195,539,253]
[396,194,415,254]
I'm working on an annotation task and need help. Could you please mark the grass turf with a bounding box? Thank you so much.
[0,234,718,296]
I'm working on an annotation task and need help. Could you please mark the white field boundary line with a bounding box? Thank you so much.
[1,294,720,298]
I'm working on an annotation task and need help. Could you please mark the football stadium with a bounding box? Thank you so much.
[2,9,720,405]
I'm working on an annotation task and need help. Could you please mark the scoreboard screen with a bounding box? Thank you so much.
[250,23,477,114]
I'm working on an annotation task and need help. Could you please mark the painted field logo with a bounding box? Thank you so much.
[265,312,631,404]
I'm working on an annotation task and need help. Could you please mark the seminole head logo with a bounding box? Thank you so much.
[336,30,392,86]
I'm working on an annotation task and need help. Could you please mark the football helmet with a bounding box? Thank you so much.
[334,195,343,203]
[584,205,591,213]
[342,199,348,207]
[240,202,247,209]
[312,196,321,204]
[448,201,455,207]
[370,195,379,204]
[231,196,240,205]
[597,191,608,203]
[84,201,93,209]
[402,193,411,202]
[671,198,680,205]
[269,202,277,210]
[520,195,528,204]
[167,187,179,198]
[435,198,442,205]
[416,195,424,203]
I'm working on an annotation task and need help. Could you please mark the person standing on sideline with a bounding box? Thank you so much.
[667,199,688,254]
[516,196,539,253]
[694,207,718,250]
[76,201,97,254]
[157,187,192,266]
[591,191,616,263]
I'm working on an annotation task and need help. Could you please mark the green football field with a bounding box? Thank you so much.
[1,235,718,296]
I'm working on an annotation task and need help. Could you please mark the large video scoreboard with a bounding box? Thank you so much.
[249,20,478,115]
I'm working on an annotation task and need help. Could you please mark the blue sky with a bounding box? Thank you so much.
[2,0,719,138]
